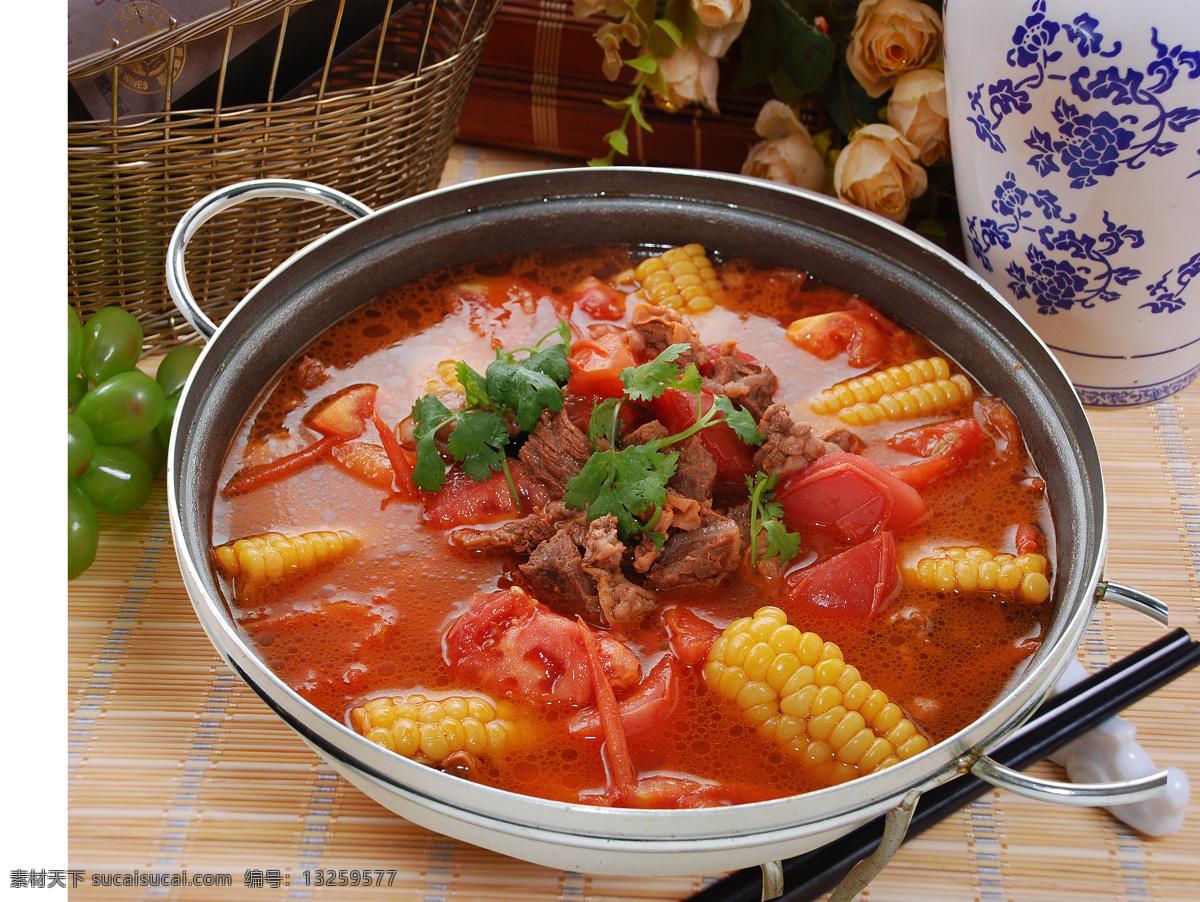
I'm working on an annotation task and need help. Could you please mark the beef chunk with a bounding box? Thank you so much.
[579,515,658,626]
[669,435,717,504]
[518,409,594,496]
[704,341,778,420]
[622,420,715,505]
[658,491,703,532]
[823,427,867,455]
[519,528,600,621]
[627,304,710,369]
[645,509,742,590]
[631,491,704,573]
[449,501,581,553]
[295,355,329,390]
[753,404,827,482]
[622,419,670,447]
[724,501,752,556]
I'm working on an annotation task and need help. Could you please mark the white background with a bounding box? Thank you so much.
[5,3,67,899]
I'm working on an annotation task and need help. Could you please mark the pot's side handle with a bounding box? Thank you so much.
[1099,580,1171,625]
[969,577,1176,809]
[166,179,374,340]
[969,755,1168,807]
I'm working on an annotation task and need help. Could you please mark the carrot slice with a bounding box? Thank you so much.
[577,618,636,800]
[371,411,427,500]
[221,434,340,497]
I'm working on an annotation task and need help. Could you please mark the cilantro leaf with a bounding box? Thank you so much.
[485,359,565,432]
[711,395,766,446]
[410,394,455,491]
[621,343,689,400]
[762,517,803,566]
[445,409,510,481]
[588,397,625,446]
[746,471,802,568]
[566,343,774,540]
[409,322,573,501]
[563,445,677,538]
[522,344,572,384]
[456,361,491,409]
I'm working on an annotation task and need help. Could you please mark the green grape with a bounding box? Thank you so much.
[68,371,88,408]
[75,370,166,445]
[156,387,182,447]
[68,413,95,480]
[81,305,143,385]
[77,445,154,516]
[155,344,201,397]
[68,481,100,579]
[123,429,167,475]
[68,306,83,384]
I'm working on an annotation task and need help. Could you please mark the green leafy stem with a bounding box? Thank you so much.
[410,322,573,508]
[562,343,763,541]
[589,3,685,165]
[745,471,802,568]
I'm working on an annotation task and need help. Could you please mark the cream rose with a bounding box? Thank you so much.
[846,0,943,99]
[657,42,721,114]
[833,123,927,223]
[740,100,826,193]
[696,20,746,59]
[692,0,750,58]
[886,68,949,165]
[692,0,750,28]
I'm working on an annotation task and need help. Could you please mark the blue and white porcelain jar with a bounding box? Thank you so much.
[944,0,1200,406]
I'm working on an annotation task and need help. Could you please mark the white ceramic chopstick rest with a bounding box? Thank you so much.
[1049,659,1190,836]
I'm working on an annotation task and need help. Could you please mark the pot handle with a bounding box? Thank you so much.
[166,179,374,340]
[968,579,1174,808]
[1099,580,1170,625]
[969,755,1168,806]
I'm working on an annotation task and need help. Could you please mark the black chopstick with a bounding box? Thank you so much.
[687,627,1200,902]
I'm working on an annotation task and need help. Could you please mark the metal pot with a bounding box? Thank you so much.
[164,170,1169,890]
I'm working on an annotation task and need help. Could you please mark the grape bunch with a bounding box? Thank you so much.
[68,305,200,579]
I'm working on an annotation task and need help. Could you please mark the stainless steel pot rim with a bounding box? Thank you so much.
[166,168,1142,848]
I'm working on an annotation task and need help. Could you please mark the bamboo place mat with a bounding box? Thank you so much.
[66,146,1199,901]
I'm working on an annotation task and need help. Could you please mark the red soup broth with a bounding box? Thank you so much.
[211,245,1053,806]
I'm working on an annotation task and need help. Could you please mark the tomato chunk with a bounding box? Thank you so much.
[784,531,900,620]
[651,387,756,486]
[776,452,929,542]
[567,655,680,739]
[567,276,627,321]
[887,418,984,487]
[444,588,639,705]
[568,332,636,398]
[329,441,395,490]
[423,461,551,528]
[786,310,887,368]
[302,383,378,440]
[1015,522,1043,555]
[662,606,722,666]
[975,397,1022,462]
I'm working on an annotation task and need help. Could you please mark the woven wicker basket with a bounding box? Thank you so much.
[68,0,502,351]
